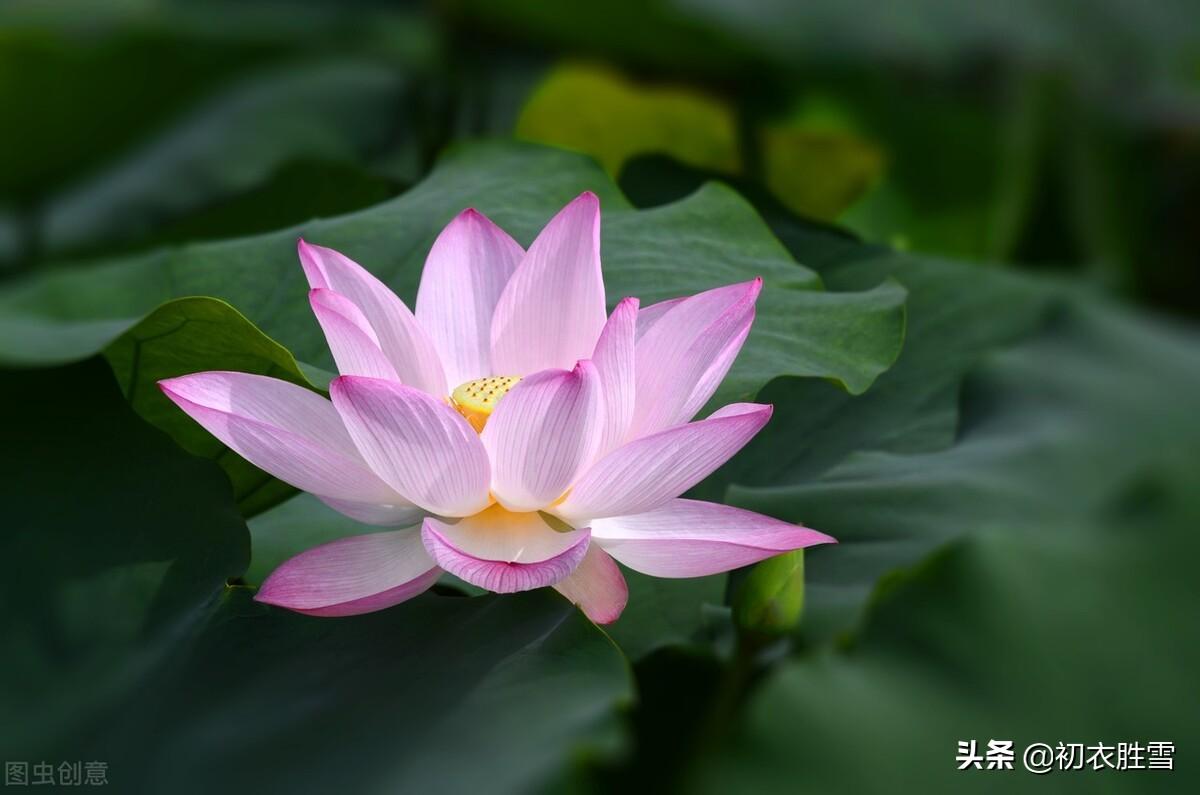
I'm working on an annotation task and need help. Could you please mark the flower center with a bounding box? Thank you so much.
[451,375,521,432]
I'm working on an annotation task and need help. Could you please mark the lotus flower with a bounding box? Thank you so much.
[159,193,833,623]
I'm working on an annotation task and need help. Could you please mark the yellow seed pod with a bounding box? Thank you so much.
[451,375,521,432]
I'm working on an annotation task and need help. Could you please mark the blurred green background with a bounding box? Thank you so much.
[1,1,1197,793]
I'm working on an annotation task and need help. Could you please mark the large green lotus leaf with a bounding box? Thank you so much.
[40,60,410,258]
[0,141,906,404]
[0,358,632,795]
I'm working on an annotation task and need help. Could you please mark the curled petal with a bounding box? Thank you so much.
[481,362,601,512]
[629,279,761,439]
[158,371,413,517]
[415,209,524,387]
[256,529,440,616]
[309,289,400,381]
[490,192,607,374]
[298,240,446,396]
[555,403,772,524]
[553,544,628,624]
[591,498,835,578]
[330,376,491,517]
[422,510,590,593]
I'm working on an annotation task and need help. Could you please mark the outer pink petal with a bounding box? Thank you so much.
[554,403,773,524]
[421,513,590,593]
[415,209,524,387]
[589,297,638,462]
[591,498,835,578]
[553,544,628,624]
[309,289,400,381]
[330,376,491,517]
[628,279,761,439]
[490,192,607,375]
[255,529,441,616]
[158,371,413,514]
[481,361,601,512]
[298,239,447,396]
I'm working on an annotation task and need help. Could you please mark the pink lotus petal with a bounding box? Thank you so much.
[255,529,440,616]
[316,497,424,527]
[629,279,761,439]
[553,544,628,624]
[415,209,524,387]
[421,511,591,593]
[490,192,607,374]
[158,371,413,517]
[554,403,773,524]
[634,296,684,343]
[330,376,491,517]
[298,240,447,396]
[589,297,638,462]
[309,289,400,381]
[481,362,601,512]
[591,498,835,578]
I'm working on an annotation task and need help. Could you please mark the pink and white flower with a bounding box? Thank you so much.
[159,193,833,623]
